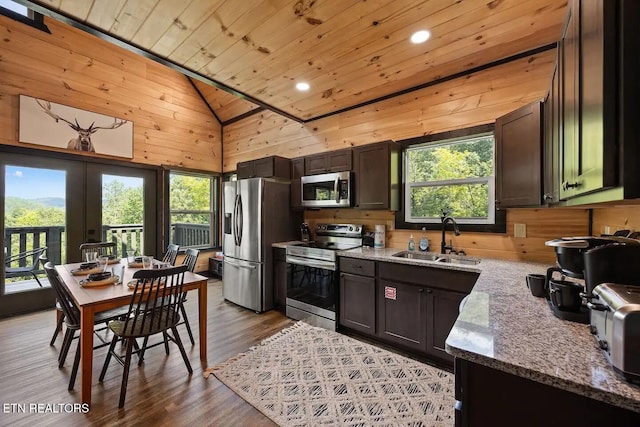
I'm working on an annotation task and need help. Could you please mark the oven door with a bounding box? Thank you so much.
[285,256,337,330]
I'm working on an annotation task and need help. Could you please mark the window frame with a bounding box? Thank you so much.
[395,124,507,233]
[0,0,50,33]
[404,132,496,225]
[167,169,220,250]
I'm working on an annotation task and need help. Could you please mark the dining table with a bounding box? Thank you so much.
[55,258,208,406]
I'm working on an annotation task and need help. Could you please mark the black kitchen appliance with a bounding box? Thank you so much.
[544,236,640,323]
[300,223,311,242]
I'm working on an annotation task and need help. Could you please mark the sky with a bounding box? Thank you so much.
[5,166,65,199]
[5,166,143,200]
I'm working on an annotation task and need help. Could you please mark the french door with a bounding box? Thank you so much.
[0,152,159,317]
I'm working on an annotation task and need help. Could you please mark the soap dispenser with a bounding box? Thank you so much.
[408,234,415,251]
[419,227,429,252]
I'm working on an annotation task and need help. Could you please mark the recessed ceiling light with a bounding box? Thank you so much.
[296,82,310,91]
[410,30,431,44]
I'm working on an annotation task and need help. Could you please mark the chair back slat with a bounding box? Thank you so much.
[181,248,199,273]
[162,244,180,266]
[43,262,80,327]
[80,242,117,261]
[122,264,188,337]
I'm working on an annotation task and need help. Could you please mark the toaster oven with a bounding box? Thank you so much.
[589,283,640,382]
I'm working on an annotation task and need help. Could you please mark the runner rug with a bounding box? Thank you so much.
[203,321,454,426]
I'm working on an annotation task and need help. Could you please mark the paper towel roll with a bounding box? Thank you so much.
[374,224,385,248]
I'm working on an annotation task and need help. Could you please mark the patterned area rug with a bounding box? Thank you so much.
[203,322,454,426]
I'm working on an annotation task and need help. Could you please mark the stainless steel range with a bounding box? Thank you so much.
[286,223,363,330]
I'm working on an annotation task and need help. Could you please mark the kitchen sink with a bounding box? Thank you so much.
[392,251,481,265]
[392,251,441,261]
[436,256,481,265]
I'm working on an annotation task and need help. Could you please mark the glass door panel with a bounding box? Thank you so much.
[3,165,66,294]
[82,163,157,263]
[1,152,158,317]
[102,174,145,257]
[0,153,82,316]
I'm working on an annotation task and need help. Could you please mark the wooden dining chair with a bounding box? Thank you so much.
[177,248,199,345]
[137,248,199,358]
[99,264,192,408]
[43,262,129,390]
[39,251,66,346]
[162,243,180,265]
[79,241,117,261]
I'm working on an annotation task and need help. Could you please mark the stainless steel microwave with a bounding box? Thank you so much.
[301,171,351,208]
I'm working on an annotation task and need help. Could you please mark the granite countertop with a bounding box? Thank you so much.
[338,247,640,413]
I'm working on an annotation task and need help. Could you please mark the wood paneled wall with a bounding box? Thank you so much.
[305,208,590,264]
[0,16,222,171]
[592,205,640,236]
[223,48,556,171]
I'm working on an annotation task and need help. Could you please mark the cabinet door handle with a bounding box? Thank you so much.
[425,289,433,293]
[562,181,579,190]
[543,193,553,201]
[419,288,424,293]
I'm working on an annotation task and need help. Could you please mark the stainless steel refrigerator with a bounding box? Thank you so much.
[222,178,298,312]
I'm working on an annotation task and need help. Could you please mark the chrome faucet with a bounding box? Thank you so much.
[441,214,461,254]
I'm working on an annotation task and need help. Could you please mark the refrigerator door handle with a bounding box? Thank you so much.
[237,194,244,245]
[233,195,240,246]
[225,259,257,269]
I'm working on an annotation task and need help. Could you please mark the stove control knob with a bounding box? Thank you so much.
[598,340,608,351]
[349,226,353,231]
[589,325,598,335]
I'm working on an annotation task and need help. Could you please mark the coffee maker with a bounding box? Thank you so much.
[300,223,311,242]
[544,236,640,323]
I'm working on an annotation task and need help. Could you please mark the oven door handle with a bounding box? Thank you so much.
[286,255,336,271]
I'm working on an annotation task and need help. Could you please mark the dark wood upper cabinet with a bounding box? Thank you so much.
[555,0,640,202]
[236,156,291,180]
[560,0,579,200]
[352,141,400,210]
[495,101,543,208]
[304,149,352,175]
[544,59,562,205]
[290,157,304,210]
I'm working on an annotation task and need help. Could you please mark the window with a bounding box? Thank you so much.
[0,0,28,16]
[0,0,50,32]
[169,172,219,249]
[404,132,495,225]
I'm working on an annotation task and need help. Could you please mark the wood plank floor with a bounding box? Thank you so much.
[0,279,295,426]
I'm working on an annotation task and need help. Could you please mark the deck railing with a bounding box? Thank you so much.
[5,222,210,266]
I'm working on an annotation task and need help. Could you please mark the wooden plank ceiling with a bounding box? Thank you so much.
[26,0,567,123]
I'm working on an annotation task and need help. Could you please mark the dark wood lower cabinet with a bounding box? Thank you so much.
[377,279,427,353]
[337,257,478,368]
[273,248,288,308]
[339,273,376,335]
[455,358,640,427]
[426,288,466,363]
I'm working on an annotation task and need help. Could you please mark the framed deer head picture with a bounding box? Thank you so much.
[18,95,134,158]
